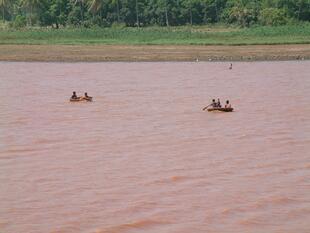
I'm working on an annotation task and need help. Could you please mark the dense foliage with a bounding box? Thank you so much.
[0,0,309,28]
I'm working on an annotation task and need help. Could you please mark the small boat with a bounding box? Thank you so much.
[70,97,93,102]
[70,97,82,102]
[207,107,233,112]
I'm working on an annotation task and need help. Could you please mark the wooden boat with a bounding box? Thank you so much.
[70,97,82,102]
[207,107,233,112]
[70,97,93,102]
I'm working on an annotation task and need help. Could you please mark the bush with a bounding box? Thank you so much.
[67,7,81,26]
[81,20,93,28]
[10,15,27,28]
[111,22,126,29]
[90,16,109,27]
[259,8,289,26]
[222,6,257,27]
[0,20,9,29]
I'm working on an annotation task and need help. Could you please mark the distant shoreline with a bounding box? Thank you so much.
[0,44,309,62]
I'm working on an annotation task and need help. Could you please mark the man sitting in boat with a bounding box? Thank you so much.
[225,100,231,108]
[203,99,217,110]
[83,92,93,101]
[71,91,78,99]
[212,99,217,107]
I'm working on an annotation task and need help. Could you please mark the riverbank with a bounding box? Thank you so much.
[0,44,309,62]
[1,25,310,45]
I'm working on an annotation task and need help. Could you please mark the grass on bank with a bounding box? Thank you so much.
[0,24,310,45]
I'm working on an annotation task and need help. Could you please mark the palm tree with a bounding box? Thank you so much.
[20,0,41,25]
[89,0,121,22]
[0,0,10,21]
[73,0,86,22]
[88,0,104,14]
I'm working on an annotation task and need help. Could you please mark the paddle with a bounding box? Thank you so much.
[203,104,211,111]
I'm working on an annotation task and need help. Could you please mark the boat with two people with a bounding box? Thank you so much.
[70,92,93,102]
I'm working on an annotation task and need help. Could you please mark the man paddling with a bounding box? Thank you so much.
[83,92,93,101]
[203,99,217,111]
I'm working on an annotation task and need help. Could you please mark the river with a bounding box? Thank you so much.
[0,61,309,233]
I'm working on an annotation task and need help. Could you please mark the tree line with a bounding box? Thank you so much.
[1,0,309,28]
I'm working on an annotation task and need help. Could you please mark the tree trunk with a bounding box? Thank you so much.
[165,7,169,26]
[136,0,139,27]
[203,1,207,23]
[80,1,84,23]
[298,1,302,20]
[2,6,4,21]
[30,5,33,26]
[189,7,192,25]
[215,0,218,22]
[117,0,120,22]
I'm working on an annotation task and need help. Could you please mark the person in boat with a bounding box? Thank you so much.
[225,100,231,108]
[203,99,217,110]
[83,92,92,101]
[212,99,217,107]
[217,98,222,108]
[71,91,78,99]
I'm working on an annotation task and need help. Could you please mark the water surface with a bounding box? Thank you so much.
[0,61,310,233]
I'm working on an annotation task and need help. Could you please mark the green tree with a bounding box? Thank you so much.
[111,0,120,22]
[222,0,257,26]
[1,0,309,28]
[203,0,227,23]
[158,0,169,26]
[88,0,104,15]
[0,0,11,21]
[73,0,86,22]
[183,0,194,25]
[47,0,70,27]
[20,0,41,25]
[259,7,288,25]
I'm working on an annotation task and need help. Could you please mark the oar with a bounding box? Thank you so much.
[203,104,211,111]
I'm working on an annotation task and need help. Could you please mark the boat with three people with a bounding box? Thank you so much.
[203,99,233,112]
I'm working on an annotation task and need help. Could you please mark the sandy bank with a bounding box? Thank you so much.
[0,44,310,62]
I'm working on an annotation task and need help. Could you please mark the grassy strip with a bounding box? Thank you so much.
[0,24,310,45]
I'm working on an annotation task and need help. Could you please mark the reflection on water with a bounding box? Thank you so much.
[0,61,310,233]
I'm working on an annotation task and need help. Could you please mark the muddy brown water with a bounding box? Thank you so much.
[0,61,309,233]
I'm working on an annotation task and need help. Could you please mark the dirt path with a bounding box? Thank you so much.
[1,44,310,62]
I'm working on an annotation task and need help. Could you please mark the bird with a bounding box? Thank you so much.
[229,63,233,69]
